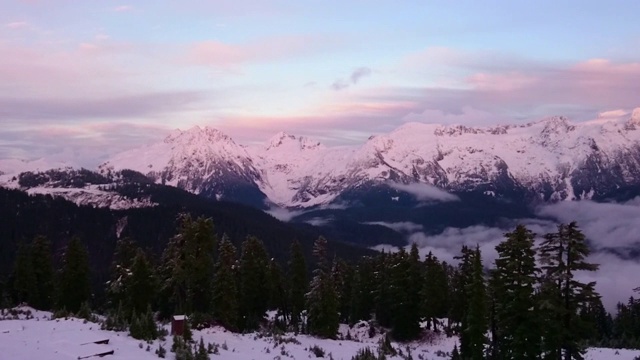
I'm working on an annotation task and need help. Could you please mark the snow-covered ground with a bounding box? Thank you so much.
[1,307,639,360]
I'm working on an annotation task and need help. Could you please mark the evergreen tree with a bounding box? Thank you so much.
[12,241,37,305]
[106,237,137,309]
[421,252,449,331]
[212,235,238,331]
[30,235,55,310]
[58,236,91,313]
[491,225,540,359]
[374,252,394,328]
[289,239,307,330]
[350,257,375,324]
[195,338,209,360]
[388,246,422,341]
[268,258,288,324]
[306,236,339,338]
[452,246,474,354]
[238,235,270,331]
[538,222,600,360]
[463,246,487,360]
[451,345,461,360]
[184,216,217,315]
[158,215,217,317]
[127,249,156,315]
[332,258,354,324]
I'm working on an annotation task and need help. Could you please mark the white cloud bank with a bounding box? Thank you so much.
[377,199,640,311]
[388,182,460,202]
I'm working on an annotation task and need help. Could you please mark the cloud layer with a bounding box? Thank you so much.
[388,182,460,202]
[388,199,640,311]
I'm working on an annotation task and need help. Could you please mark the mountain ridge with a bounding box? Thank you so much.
[3,109,640,209]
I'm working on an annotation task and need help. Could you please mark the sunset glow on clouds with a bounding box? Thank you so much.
[1,0,640,165]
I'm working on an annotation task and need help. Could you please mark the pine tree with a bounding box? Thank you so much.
[212,235,238,331]
[306,236,339,338]
[268,258,288,325]
[127,249,156,316]
[195,337,209,360]
[238,235,270,331]
[30,235,55,310]
[106,237,137,309]
[452,246,474,354]
[538,222,600,360]
[350,257,375,324]
[374,252,394,328]
[463,246,487,360]
[332,258,354,324]
[58,236,91,313]
[158,215,217,317]
[184,216,217,315]
[388,247,422,341]
[491,225,540,360]
[451,344,461,360]
[12,241,37,305]
[289,239,307,330]
[421,252,448,331]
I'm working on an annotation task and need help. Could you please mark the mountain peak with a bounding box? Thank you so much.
[631,108,640,124]
[165,125,235,145]
[265,132,323,151]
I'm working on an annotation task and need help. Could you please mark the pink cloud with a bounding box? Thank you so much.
[4,21,30,29]
[466,72,538,91]
[187,35,342,68]
[113,5,133,12]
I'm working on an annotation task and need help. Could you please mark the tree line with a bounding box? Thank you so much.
[2,215,640,359]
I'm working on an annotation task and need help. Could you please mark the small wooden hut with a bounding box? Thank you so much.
[171,315,186,336]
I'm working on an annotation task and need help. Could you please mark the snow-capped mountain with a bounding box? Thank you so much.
[0,168,156,209]
[99,126,267,207]
[3,109,640,210]
[95,109,640,208]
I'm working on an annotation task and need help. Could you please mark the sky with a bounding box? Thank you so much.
[1,0,640,165]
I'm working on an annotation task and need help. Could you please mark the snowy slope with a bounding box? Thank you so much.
[248,109,640,207]
[97,110,640,208]
[100,126,266,204]
[1,307,638,360]
[5,109,638,209]
[0,168,156,210]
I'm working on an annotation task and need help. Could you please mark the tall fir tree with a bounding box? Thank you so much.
[374,252,394,328]
[30,235,55,310]
[349,257,375,324]
[158,215,217,317]
[127,249,157,315]
[332,258,353,324]
[106,237,137,309]
[289,239,307,330]
[12,241,37,306]
[238,235,270,331]
[268,258,288,323]
[212,235,239,331]
[463,246,487,360]
[58,236,91,313]
[538,222,600,360]
[389,247,422,341]
[452,245,475,354]
[421,252,449,331]
[491,225,540,360]
[183,216,217,315]
[306,236,339,339]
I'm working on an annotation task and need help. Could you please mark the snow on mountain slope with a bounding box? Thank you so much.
[98,109,640,208]
[0,168,156,210]
[249,110,640,207]
[100,126,265,202]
